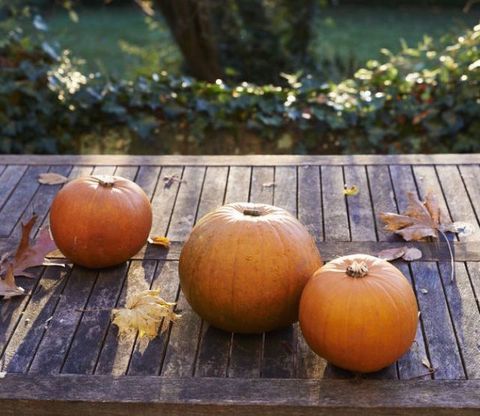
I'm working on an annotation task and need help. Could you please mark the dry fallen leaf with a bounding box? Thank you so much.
[0,265,25,299]
[148,236,170,248]
[421,357,435,373]
[343,185,359,196]
[378,246,422,262]
[377,247,406,261]
[111,290,181,339]
[380,191,455,241]
[163,174,186,189]
[402,247,422,261]
[38,172,69,185]
[0,215,59,299]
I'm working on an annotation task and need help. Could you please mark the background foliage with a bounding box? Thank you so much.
[0,1,479,154]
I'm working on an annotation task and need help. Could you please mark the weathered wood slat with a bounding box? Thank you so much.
[389,165,417,212]
[1,375,480,416]
[344,165,376,241]
[436,165,480,242]
[321,166,349,241]
[0,165,28,212]
[229,167,273,378]
[395,263,431,380]
[2,153,480,166]
[261,166,297,379]
[438,262,480,379]
[27,266,99,374]
[458,165,480,234]
[0,268,45,362]
[298,165,323,242]
[161,167,206,377]
[61,264,129,374]
[128,261,179,376]
[94,261,157,375]
[0,165,45,237]
[366,165,397,242]
[410,262,465,380]
[466,262,480,312]
[194,167,231,378]
[1,267,69,373]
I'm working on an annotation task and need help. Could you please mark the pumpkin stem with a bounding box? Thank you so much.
[346,261,369,278]
[92,176,115,188]
[243,209,262,217]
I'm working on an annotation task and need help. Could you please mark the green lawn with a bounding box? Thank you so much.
[33,4,480,79]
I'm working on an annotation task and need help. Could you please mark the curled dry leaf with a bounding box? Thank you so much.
[111,289,181,339]
[377,246,422,262]
[402,247,422,261]
[0,214,59,299]
[163,174,186,189]
[421,357,435,373]
[38,172,69,185]
[0,265,25,299]
[380,191,455,241]
[452,221,475,237]
[377,247,406,261]
[343,185,359,196]
[148,236,170,248]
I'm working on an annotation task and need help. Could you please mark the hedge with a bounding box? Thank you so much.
[0,23,479,154]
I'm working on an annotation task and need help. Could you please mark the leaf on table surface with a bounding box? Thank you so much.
[452,221,475,237]
[163,174,186,189]
[379,191,456,241]
[0,265,25,299]
[378,246,422,262]
[148,236,170,248]
[38,172,69,185]
[377,247,406,261]
[402,247,422,261]
[0,215,60,300]
[421,357,435,373]
[343,184,359,196]
[111,290,181,339]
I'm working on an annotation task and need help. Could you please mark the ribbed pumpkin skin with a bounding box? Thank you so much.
[299,254,418,373]
[50,175,152,269]
[179,202,323,333]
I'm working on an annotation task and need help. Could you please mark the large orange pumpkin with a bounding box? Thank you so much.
[299,254,418,373]
[50,175,152,268]
[179,202,323,333]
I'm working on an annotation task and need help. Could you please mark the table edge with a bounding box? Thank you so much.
[0,154,478,166]
[0,375,479,415]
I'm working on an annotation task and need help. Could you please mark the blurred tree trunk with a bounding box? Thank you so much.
[155,0,316,84]
[155,0,222,82]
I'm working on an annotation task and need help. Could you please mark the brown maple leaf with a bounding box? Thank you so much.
[0,214,60,299]
[379,191,455,241]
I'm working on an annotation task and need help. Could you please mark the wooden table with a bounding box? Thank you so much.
[0,154,479,415]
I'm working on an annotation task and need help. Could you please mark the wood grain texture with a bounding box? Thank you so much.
[194,167,231,378]
[298,165,323,242]
[322,166,349,241]
[410,262,465,380]
[228,167,273,378]
[2,153,480,166]
[0,165,28,212]
[1,375,479,416]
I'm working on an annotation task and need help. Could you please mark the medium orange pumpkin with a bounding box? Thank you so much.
[179,202,323,333]
[299,254,418,373]
[50,175,152,268]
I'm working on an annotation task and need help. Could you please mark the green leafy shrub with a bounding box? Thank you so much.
[0,23,479,154]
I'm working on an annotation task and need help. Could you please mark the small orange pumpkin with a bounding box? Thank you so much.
[50,175,152,268]
[299,254,418,372]
[179,202,323,333]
